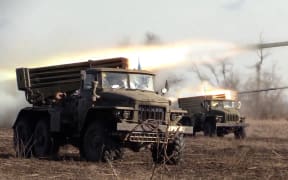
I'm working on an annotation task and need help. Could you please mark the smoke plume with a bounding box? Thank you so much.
[0,40,251,127]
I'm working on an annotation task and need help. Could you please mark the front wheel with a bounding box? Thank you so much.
[167,134,184,164]
[234,127,246,139]
[151,134,184,165]
[203,120,216,137]
[216,128,225,137]
[82,122,121,162]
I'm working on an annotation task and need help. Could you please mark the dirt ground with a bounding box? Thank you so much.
[1,119,288,180]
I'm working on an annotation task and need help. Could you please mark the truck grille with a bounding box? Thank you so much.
[226,113,239,121]
[138,105,165,123]
[128,132,173,143]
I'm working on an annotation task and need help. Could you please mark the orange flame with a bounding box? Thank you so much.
[170,81,238,100]
[0,40,246,81]
[32,40,244,70]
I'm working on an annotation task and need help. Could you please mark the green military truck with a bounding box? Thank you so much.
[178,91,247,138]
[13,57,192,164]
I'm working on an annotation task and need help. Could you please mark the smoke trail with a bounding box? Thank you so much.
[0,40,250,127]
[0,80,27,127]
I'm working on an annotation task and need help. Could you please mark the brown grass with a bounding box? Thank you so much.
[1,119,288,179]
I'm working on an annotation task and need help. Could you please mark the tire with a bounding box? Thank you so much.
[234,127,246,139]
[33,120,58,158]
[151,134,184,165]
[216,128,224,137]
[178,116,194,137]
[192,117,201,136]
[114,146,124,160]
[166,134,184,165]
[151,143,165,164]
[13,119,33,158]
[178,116,193,126]
[102,139,124,161]
[203,120,215,137]
[82,122,121,162]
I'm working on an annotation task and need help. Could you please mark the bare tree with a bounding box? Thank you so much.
[241,63,286,120]
[245,34,273,119]
[224,65,240,90]
[191,63,211,83]
[191,59,240,90]
[220,61,228,86]
[144,32,161,45]
[204,63,220,85]
[252,34,270,114]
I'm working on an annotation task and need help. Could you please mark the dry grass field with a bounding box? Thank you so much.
[1,119,288,180]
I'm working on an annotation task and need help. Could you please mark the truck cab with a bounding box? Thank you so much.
[71,68,186,135]
[178,91,247,138]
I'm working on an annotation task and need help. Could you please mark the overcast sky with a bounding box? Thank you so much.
[1,0,288,79]
[1,0,288,126]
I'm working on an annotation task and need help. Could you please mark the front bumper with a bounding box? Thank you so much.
[117,122,193,134]
[117,122,193,143]
[117,123,193,143]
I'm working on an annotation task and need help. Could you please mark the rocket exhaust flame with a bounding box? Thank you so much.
[1,39,288,127]
[166,81,237,103]
[1,40,288,82]
[0,39,245,83]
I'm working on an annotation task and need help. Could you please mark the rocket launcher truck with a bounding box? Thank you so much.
[178,90,248,138]
[14,57,192,164]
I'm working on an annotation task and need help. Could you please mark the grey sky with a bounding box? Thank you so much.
[1,0,288,77]
[1,0,288,126]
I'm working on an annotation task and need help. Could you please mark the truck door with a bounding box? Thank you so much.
[77,72,96,128]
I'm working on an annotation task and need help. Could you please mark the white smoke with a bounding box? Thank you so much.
[0,40,249,127]
[0,80,28,127]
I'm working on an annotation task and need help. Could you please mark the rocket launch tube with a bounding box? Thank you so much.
[239,86,288,94]
[247,41,288,50]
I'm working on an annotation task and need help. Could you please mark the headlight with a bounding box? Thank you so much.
[216,115,223,122]
[114,110,122,119]
[171,113,182,121]
[123,110,131,119]
[114,110,132,120]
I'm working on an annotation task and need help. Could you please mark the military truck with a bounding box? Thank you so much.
[178,91,247,138]
[13,57,192,164]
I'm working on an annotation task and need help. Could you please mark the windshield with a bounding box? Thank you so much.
[129,74,154,91]
[102,72,154,91]
[211,100,236,109]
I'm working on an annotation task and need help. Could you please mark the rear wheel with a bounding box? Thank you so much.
[33,120,59,158]
[234,127,246,139]
[13,119,33,158]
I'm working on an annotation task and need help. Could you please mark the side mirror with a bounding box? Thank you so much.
[236,101,241,110]
[206,104,211,112]
[160,80,169,95]
[161,88,168,95]
[201,102,210,112]
[201,102,204,108]
[92,81,100,102]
